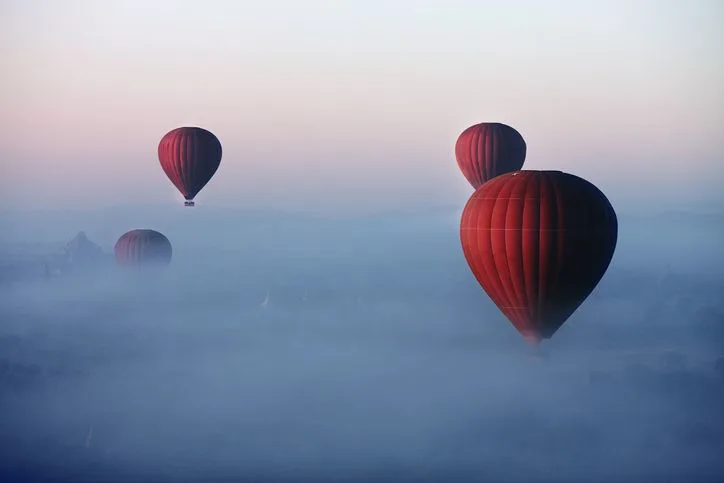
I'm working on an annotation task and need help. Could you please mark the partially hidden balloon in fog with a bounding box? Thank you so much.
[158,127,222,206]
[455,122,527,189]
[114,230,172,267]
[460,170,618,345]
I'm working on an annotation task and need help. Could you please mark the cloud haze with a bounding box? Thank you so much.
[1,208,723,482]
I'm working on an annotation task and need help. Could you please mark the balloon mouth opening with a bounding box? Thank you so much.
[522,333,542,346]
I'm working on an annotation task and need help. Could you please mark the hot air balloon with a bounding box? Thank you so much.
[114,230,172,268]
[158,127,222,207]
[460,170,617,345]
[455,122,527,189]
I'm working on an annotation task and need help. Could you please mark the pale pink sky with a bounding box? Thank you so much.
[1,0,722,213]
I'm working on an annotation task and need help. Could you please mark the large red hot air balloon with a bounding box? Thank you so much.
[460,171,617,345]
[158,127,222,207]
[114,230,172,267]
[455,122,527,189]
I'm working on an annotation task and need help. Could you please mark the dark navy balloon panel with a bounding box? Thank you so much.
[460,171,618,344]
[158,127,222,202]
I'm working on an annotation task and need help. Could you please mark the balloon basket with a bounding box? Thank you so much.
[524,336,548,361]
[184,201,195,207]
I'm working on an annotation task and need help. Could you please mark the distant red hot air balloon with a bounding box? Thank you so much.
[455,122,527,189]
[460,171,617,345]
[158,127,222,207]
[114,230,172,268]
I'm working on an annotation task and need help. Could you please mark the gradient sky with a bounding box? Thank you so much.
[1,0,722,214]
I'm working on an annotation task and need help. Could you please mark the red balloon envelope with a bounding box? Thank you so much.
[455,122,527,189]
[158,127,222,206]
[115,230,172,267]
[460,171,618,344]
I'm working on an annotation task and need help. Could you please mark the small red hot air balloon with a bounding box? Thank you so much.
[460,171,617,345]
[158,127,222,207]
[455,122,527,189]
[114,230,172,268]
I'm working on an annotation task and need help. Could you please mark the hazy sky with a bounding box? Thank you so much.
[1,0,722,213]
